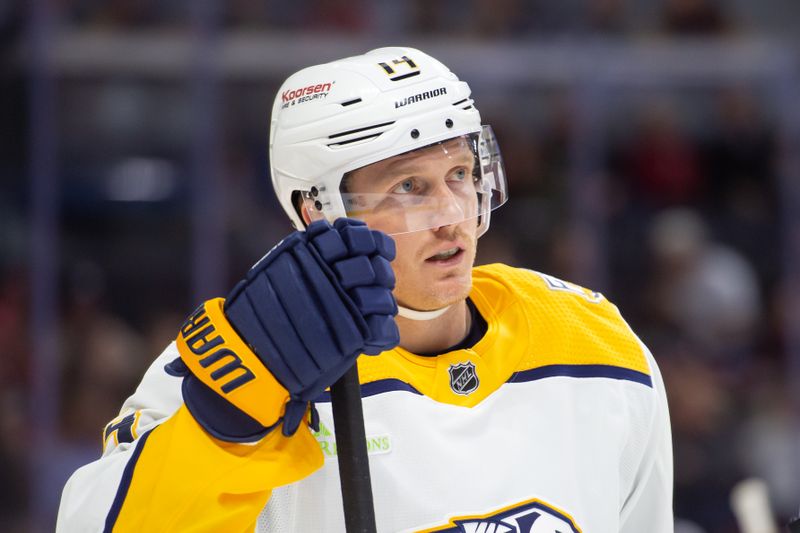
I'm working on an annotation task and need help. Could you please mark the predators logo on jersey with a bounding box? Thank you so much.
[419,497,582,533]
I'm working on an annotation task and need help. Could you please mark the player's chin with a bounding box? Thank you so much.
[429,268,473,307]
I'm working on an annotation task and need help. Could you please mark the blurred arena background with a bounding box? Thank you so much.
[2,1,800,531]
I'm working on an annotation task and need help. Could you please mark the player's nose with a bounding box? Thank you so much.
[426,184,468,232]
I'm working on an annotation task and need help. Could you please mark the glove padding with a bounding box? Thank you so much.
[170,218,399,441]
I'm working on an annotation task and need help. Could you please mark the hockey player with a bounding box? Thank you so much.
[57,47,673,532]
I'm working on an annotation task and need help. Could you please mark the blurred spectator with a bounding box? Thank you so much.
[67,0,187,29]
[59,260,147,445]
[467,0,530,37]
[0,269,29,388]
[408,0,458,36]
[0,390,28,533]
[0,272,30,533]
[660,343,743,532]
[738,369,800,520]
[660,0,731,36]
[648,208,761,361]
[703,87,779,285]
[222,135,290,274]
[706,88,776,210]
[143,309,185,357]
[306,0,368,32]
[222,0,270,29]
[621,102,704,208]
[586,0,629,35]
[488,117,550,268]
[489,95,574,275]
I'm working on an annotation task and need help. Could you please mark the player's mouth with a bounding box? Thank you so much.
[425,246,465,266]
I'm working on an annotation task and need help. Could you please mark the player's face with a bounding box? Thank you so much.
[344,139,479,311]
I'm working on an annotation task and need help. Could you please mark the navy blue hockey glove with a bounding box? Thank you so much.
[169,218,399,441]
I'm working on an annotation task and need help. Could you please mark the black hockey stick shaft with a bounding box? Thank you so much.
[330,364,377,533]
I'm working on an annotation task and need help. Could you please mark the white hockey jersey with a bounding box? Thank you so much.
[57,264,673,532]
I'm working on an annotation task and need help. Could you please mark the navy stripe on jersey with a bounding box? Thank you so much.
[315,378,421,402]
[508,364,653,388]
[103,428,154,532]
[316,364,651,403]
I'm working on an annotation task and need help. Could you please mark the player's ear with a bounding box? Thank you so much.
[293,191,314,227]
[300,203,313,226]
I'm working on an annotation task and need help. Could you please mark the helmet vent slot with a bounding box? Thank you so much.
[390,71,421,82]
[327,133,383,147]
[340,98,362,107]
[454,98,474,111]
[328,120,395,140]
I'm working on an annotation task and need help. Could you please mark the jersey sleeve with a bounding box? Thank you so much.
[56,342,324,532]
[618,343,674,532]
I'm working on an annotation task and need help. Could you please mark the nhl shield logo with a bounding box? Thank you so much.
[448,362,479,395]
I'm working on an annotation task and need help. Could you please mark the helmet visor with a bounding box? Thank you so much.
[331,125,508,236]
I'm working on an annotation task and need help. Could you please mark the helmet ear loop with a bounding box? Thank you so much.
[474,175,493,238]
[470,144,492,238]
[475,194,489,238]
[299,190,326,228]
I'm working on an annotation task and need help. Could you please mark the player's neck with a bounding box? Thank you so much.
[396,299,471,355]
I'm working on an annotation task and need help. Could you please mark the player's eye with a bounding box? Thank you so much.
[451,168,467,181]
[391,178,416,195]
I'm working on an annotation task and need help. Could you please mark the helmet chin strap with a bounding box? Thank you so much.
[397,304,452,321]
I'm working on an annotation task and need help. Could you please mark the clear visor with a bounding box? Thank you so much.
[312,125,507,236]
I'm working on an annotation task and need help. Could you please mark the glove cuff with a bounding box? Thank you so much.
[176,298,290,428]
[182,374,275,443]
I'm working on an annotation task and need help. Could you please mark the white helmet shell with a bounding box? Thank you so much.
[269,47,482,230]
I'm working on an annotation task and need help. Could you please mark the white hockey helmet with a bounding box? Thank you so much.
[269,47,507,236]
